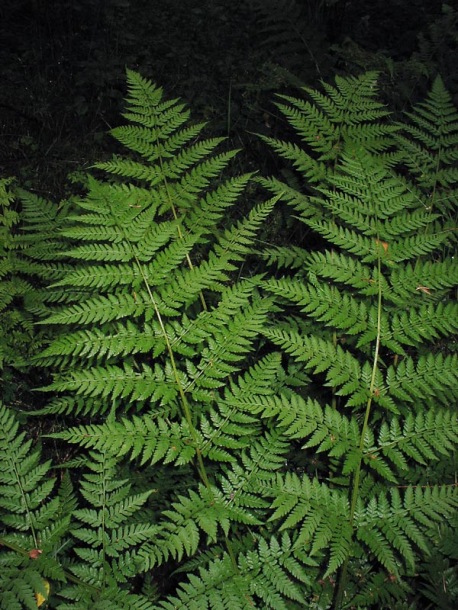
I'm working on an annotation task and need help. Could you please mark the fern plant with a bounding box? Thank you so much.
[0,401,67,609]
[0,400,162,610]
[394,74,458,249]
[25,70,318,607]
[1,70,457,609]
[0,179,42,402]
[0,178,70,403]
[256,71,458,608]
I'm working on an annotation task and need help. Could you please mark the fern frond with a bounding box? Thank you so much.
[41,292,149,326]
[0,182,69,381]
[388,301,458,348]
[395,75,458,216]
[159,533,314,610]
[280,72,394,157]
[0,403,56,540]
[268,472,352,577]
[216,429,290,523]
[373,408,458,473]
[264,277,369,335]
[182,173,253,233]
[386,353,458,407]
[138,483,261,575]
[37,320,159,363]
[215,197,277,260]
[258,71,458,606]
[261,243,310,270]
[389,258,458,304]
[355,485,458,575]
[48,417,198,466]
[59,450,157,596]
[199,353,283,460]
[191,295,273,389]
[264,326,362,400]
[0,402,70,608]
[111,121,207,161]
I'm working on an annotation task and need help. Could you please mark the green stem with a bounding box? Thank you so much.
[334,247,383,609]
[113,209,238,569]
[108,116,240,569]
[9,456,39,549]
[134,256,211,488]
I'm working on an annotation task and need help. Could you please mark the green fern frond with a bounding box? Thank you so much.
[58,450,157,599]
[191,295,273,386]
[217,429,289,521]
[389,258,458,304]
[199,353,283,459]
[1,182,69,386]
[41,292,150,326]
[355,485,458,575]
[43,361,181,404]
[0,402,70,608]
[395,75,458,216]
[279,71,393,156]
[348,568,412,608]
[264,276,369,335]
[264,326,362,400]
[111,120,205,159]
[373,408,458,472]
[258,71,458,607]
[31,395,108,417]
[261,243,310,270]
[0,403,56,541]
[182,173,253,233]
[386,353,458,407]
[215,197,277,260]
[256,136,328,184]
[48,417,198,466]
[387,301,458,348]
[38,320,159,363]
[158,553,250,610]
[137,483,261,575]
[159,533,315,610]
[268,472,352,577]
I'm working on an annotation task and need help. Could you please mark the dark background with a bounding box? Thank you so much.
[1,0,457,196]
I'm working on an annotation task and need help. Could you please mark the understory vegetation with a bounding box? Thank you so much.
[1,64,457,609]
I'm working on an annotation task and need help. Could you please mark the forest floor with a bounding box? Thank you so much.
[0,0,456,196]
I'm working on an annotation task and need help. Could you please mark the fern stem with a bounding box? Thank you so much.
[8,456,39,549]
[334,244,384,609]
[157,133,209,312]
[134,255,211,483]
[134,261,242,572]
[137,215,247,577]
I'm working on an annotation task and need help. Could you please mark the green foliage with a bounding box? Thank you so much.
[394,74,458,251]
[0,180,70,402]
[257,70,458,607]
[0,179,42,403]
[0,401,66,609]
[1,70,457,609]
